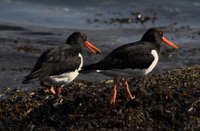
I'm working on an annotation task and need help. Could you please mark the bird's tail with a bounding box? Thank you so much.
[79,63,101,74]
[22,75,33,84]
[22,73,38,84]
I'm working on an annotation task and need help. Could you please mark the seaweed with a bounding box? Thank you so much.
[0,65,200,130]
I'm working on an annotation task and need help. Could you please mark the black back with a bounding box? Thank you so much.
[81,28,163,71]
[22,32,86,84]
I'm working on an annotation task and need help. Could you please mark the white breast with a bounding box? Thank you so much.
[50,53,83,83]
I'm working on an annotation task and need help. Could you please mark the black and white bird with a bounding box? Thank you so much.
[80,28,178,104]
[22,32,101,95]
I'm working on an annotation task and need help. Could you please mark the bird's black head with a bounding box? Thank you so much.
[66,32,101,54]
[66,32,86,46]
[141,28,178,49]
[141,28,163,44]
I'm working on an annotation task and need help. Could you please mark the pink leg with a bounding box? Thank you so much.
[57,87,62,96]
[124,80,135,100]
[110,78,117,104]
[49,86,56,95]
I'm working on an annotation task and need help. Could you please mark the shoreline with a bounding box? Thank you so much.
[0,22,199,90]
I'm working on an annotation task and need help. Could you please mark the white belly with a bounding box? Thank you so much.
[51,71,79,83]
[98,68,146,78]
[50,53,83,84]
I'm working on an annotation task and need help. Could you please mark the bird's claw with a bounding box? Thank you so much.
[49,86,56,95]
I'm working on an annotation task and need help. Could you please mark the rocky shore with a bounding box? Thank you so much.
[0,0,200,129]
[0,65,199,130]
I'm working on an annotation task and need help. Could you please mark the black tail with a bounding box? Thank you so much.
[22,69,46,84]
[79,63,100,74]
[22,74,37,84]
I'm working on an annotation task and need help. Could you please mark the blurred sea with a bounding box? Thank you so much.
[0,0,200,29]
[0,0,199,89]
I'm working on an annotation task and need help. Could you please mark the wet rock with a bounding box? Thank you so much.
[87,11,157,25]
[0,24,27,31]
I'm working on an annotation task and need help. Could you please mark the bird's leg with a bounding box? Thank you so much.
[48,86,56,95]
[123,79,135,100]
[57,87,62,96]
[110,77,117,104]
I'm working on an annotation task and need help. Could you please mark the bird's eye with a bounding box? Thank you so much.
[159,31,163,36]
[83,34,87,41]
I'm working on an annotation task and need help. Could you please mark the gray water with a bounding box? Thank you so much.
[0,0,199,90]
[0,0,200,29]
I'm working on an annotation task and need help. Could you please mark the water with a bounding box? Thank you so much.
[0,0,199,89]
[0,0,200,29]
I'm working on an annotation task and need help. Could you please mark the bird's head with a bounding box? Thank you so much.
[66,32,101,54]
[141,28,178,49]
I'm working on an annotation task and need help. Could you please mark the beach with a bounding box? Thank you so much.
[0,0,200,130]
[1,65,200,130]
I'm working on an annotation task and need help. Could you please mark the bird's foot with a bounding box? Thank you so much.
[56,87,62,96]
[110,84,117,104]
[110,93,116,104]
[124,80,136,100]
[129,94,136,100]
[126,87,135,100]
[49,86,56,95]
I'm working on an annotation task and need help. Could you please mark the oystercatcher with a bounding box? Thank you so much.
[80,28,178,104]
[22,32,101,95]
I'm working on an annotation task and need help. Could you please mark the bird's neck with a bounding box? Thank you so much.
[72,44,82,53]
[67,42,82,53]
[153,42,161,52]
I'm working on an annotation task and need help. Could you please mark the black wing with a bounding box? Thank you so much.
[23,45,81,83]
[82,41,155,71]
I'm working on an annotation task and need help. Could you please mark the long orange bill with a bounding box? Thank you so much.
[84,41,101,54]
[162,37,178,49]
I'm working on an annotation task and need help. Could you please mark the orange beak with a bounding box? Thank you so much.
[84,41,101,54]
[162,37,178,49]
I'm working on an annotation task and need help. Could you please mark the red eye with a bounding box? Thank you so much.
[83,34,87,41]
[159,31,163,36]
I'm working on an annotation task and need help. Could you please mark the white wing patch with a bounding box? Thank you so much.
[144,50,159,75]
[50,53,83,83]
[78,53,83,70]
